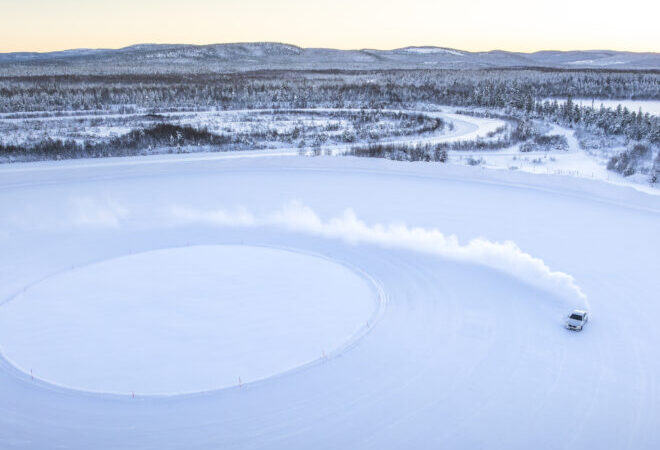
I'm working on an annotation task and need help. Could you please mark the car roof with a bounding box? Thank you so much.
[571,310,587,315]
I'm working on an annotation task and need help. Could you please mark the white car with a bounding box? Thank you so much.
[565,310,589,331]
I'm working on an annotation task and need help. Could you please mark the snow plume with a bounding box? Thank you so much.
[69,197,128,228]
[172,205,257,228]
[172,202,587,303]
[173,203,586,301]
[7,196,128,231]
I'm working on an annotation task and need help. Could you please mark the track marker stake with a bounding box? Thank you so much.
[238,376,242,387]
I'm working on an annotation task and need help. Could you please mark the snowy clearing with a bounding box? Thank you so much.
[449,121,660,195]
[0,152,659,449]
[0,245,378,395]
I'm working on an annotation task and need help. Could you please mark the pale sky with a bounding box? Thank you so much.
[1,0,658,53]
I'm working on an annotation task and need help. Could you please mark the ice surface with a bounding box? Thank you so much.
[0,152,659,448]
[0,245,377,395]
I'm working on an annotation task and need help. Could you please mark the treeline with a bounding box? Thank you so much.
[347,142,449,162]
[531,98,659,144]
[0,69,657,114]
[0,124,232,161]
[458,97,659,146]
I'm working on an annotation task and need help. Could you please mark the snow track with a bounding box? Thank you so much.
[0,153,659,449]
[0,245,381,396]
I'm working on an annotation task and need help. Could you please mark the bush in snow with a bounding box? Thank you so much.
[650,152,660,184]
[510,119,539,142]
[0,123,232,161]
[347,142,448,163]
[606,143,653,177]
[519,134,568,152]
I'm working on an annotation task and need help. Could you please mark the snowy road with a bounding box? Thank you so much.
[0,154,659,449]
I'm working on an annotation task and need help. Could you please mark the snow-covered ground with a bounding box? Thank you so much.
[0,245,379,395]
[0,108,459,148]
[449,121,659,195]
[4,104,654,194]
[0,151,659,449]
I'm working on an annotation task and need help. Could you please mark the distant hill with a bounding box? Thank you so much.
[1,42,658,75]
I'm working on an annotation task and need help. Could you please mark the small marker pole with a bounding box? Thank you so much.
[30,369,33,380]
[132,391,134,399]
[238,376,242,387]
[322,350,327,360]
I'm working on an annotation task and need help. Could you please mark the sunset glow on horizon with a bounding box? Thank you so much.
[1,0,658,54]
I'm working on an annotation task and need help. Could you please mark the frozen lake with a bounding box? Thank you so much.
[1,152,659,448]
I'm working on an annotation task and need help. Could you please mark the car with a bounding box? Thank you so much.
[565,310,589,331]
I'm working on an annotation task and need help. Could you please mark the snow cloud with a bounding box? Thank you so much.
[172,201,587,303]
[5,196,129,231]
[69,197,129,228]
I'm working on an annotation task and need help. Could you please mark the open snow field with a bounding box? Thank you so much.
[0,108,459,149]
[0,150,659,449]
[0,245,379,395]
[0,142,660,449]
[450,121,660,195]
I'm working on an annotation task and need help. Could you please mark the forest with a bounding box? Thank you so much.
[0,68,658,179]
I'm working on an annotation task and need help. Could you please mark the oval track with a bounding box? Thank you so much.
[0,154,659,449]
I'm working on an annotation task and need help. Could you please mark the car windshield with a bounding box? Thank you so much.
[570,314,583,320]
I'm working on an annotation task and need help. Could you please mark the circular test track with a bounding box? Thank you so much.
[0,112,659,449]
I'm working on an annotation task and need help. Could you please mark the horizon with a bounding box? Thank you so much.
[2,41,659,55]
[2,0,658,54]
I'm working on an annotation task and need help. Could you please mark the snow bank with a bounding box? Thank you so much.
[172,202,587,304]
